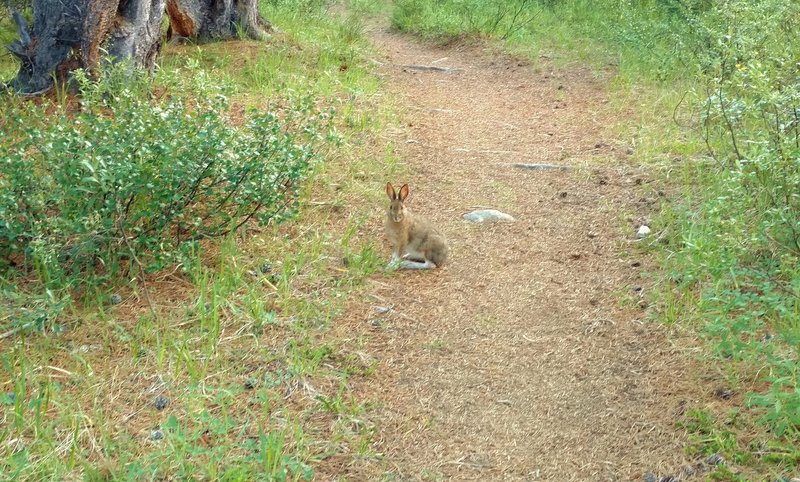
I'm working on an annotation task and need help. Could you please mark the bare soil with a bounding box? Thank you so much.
[323,25,703,481]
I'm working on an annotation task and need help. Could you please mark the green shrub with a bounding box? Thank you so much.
[664,0,800,436]
[0,68,327,292]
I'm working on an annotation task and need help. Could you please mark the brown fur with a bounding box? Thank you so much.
[385,183,448,267]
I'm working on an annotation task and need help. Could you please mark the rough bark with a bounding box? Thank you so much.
[5,0,166,93]
[166,0,271,41]
[6,2,86,94]
[88,0,167,74]
[4,0,270,94]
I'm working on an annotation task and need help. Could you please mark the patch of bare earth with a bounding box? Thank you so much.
[322,27,703,481]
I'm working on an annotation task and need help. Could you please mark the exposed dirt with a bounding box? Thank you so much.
[322,25,704,481]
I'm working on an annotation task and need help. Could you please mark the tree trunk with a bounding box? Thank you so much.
[5,0,166,94]
[6,3,87,94]
[166,0,271,41]
[4,0,270,94]
[87,0,168,74]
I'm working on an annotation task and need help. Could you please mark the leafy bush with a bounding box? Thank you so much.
[663,0,800,436]
[693,0,800,252]
[0,68,328,291]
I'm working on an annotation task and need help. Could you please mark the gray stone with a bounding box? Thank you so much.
[150,429,164,441]
[110,294,122,305]
[153,395,169,410]
[636,225,651,238]
[714,388,734,400]
[463,209,515,223]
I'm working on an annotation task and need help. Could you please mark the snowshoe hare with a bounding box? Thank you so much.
[384,182,448,270]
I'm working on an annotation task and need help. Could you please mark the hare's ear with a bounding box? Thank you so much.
[386,182,396,200]
[399,184,410,202]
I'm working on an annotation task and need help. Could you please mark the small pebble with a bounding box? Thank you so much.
[705,453,725,466]
[633,286,643,293]
[154,395,169,410]
[587,232,598,238]
[643,473,658,482]
[150,429,164,441]
[559,191,568,198]
[714,388,734,400]
[637,225,652,239]
[370,319,382,328]
[260,262,272,274]
[244,378,258,390]
[110,294,122,305]
[373,306,391,314]
[631,261,642,267]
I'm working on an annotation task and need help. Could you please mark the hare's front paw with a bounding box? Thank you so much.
[386,254,402,271]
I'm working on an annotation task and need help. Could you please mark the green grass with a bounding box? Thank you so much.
[0,11,23,82]
[0,1,400,479]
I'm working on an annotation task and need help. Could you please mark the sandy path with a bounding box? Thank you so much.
[329,25,697,482]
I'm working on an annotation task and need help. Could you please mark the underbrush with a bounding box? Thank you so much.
[1,66,325,308]
[0,0,396,479]
[391,0,694,83]
[392,0,800,478]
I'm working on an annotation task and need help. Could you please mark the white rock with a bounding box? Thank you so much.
[463,209,515,223]
[636,225,651,238]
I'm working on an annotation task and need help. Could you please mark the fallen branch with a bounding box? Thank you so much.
[513,163,571,170]
[400,64,464,73]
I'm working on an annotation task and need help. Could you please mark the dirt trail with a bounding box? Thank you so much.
[333,25,698,481]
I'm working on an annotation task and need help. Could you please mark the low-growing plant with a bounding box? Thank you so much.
[0,67,330,295]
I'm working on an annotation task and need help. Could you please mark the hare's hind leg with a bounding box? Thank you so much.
[399,259,435,270]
